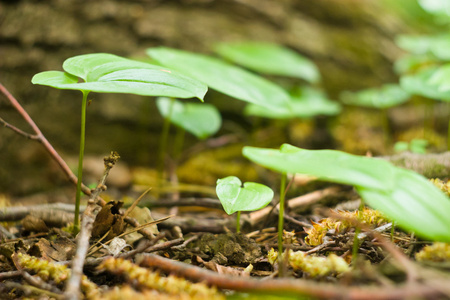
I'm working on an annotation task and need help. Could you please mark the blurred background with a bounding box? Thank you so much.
[1,0,449,199]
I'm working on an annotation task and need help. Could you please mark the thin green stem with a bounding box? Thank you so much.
[157,98,175,185]
[236,211,241,233]
[352,200,365,263]
[277,173,287,275]
[173,126,185,160]
[380,108,391,151]
[74,91,89,232]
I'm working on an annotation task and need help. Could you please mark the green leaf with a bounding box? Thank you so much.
[340,84,410,109]
[146,47,291,110]
[214,41,320,83]
[245,87,341,119]
[396,34,450,61]
[242,144,450,242]
[216,176,274,215]
[32,53,208,100]
[400,66,450,101]
[156,97,222,139]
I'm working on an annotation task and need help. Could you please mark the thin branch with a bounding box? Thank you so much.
[0,83,92,196]
[64,152,119,300]
[137,253,443,300]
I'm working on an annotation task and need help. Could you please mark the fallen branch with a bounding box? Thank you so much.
[137,253,444,300]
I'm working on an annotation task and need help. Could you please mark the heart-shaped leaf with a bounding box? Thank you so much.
[400,66,450,101]
[216,176,274,215]
[243,144,450,242]
[245,87,341,119]
[340,84,410,109]
[214,41,320,83]
[146,47,291,110]
[156,97,222,139]
[32,53,207,100]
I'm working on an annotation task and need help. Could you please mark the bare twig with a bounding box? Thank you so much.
[0,83,93,196]
[137,253,443,300]
[64,152,119,300]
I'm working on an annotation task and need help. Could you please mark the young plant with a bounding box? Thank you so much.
[394,138,429,154]
[243,143,450,244]
[156,97,222,182]
[216,176,274,233]
[32,53,207,231]
[340,84,411,147]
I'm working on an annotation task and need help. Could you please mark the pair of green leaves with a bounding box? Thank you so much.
[32,53,208,100]
[243,144,450,242]
[216,176,274,215]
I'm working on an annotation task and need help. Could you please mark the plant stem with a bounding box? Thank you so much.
[173,126,185,160]
[157,98,175,186]
[352,200,365,262]
[74,91,89,232]
[236,211,241,233]
[277,173,287,274]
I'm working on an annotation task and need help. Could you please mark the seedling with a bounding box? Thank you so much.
[156,97,222,182]
[32,53,207,231]
[216,176,274,233]
[340,84,410,147]
[243,144,450,244]
[214,41,321,83]
[394,139,429,154]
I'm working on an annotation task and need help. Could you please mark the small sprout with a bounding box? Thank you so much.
[415,242,450,262]
[267,249,349,277]
[216,176,274,233]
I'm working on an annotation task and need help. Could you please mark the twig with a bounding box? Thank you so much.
[0,83,93,197]
[64,152,119,300]
[1,282,64,299]
[120,237,184,259]
[0,270,21,280]
[137,253,443,300]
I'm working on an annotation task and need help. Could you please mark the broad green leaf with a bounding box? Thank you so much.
[243,145,395,191]
[32,53,208,100]
[340,84,410,109]
[216,176,274,215]
[400,66,450,101]
[242,144,450,242]
[146,47,291,110]
[156,97,222,139]
[214,41,320,83]
[245,87,341,119]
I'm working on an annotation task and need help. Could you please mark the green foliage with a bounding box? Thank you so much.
[394,139,429,154]
[32,53,207,100]
[214,41,320,83]
[340,84,410,109]
[216,176,274,215]
[242,144,450,242]
[396,34,450,61]
[400,66,450,101]
[156,97,222,140]
[245,87,341,119]
[146,47,290,110]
